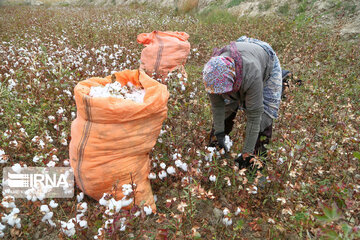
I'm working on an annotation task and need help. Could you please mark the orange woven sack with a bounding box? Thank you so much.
[69,70,169,212]
[137,31,190,79]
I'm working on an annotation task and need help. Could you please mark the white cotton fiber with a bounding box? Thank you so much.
[89,81,145,103]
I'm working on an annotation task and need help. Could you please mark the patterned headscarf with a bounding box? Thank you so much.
[202,56,236,94]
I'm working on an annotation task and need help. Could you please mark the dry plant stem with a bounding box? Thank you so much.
[130,172,136,207]
[188,186,193,227]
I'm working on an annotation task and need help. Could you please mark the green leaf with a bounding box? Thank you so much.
[353,151,360,160]
[323,204,340,221]
[341,223,350,236]
[94,220,103,228]
[193,232,202,239]
[234,219,244,231]
[314,214,330,222]
[324,229,340,240]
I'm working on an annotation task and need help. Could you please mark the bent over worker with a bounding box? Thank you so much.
[203,36,282,168]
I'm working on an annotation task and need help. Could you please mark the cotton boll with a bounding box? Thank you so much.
[77,192,84,203]
[223,208,230,216]
[175,159,183,168]
[99,193,110,207]
[222,217,233,226]
[122,184,134,196]
[0,149,8,164]
[52,155,59,162]
[172,153,181,161]
[94,228,104,239]
[2,208,21,228]
[56,107,64,115]
[41,212,54,223]
[247,186,258,194]
[60,219,76,237]
[24,188,38,202]
[120,197,133,208]
[11,163,22,173]
[1,196,16,209]
[118,217,127,231]
[235,207,241,216]
[49,200,58,208]
[160,162,166,169]
[40,205,50,213]
[47,161,56,167]
[77,202,87,213]
[39,140,45,149]
[158,170,167,180]
[89,81,145,103]
[33,155,41,163]
[61,138,68,146]
[224,135,233,151]
[79,220,88,228]
[166,166,176,175]
[209,175,216,182]
[148,172,156,179]
[143,205,152,215]
[205,147,216,161]
[0,223,6,236]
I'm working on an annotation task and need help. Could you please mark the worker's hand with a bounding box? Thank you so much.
[215,132,229,153]
[234,154,255,169]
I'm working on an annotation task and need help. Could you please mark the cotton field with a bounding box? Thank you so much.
[1,5,359,239]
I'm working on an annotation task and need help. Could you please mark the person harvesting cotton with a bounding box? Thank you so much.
[203,36,282,169]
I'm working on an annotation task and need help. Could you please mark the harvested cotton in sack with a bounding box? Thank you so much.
[69,70,169,212]
[89,81,145,103]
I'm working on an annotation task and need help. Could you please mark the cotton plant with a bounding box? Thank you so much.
[1,196,16,209]
[94,183,138,237]
[172,153,188,172]
[60,202,88,237]
[1,196,21,230]
[222,207,233,226]
[1,207,21,229]
[0,149,8,164]
[40,205,56,227]
[60,219,76,237]
[24,183,52,202]
[174,159,188,172]
[157,128,168,143]
[76,202,88,229]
